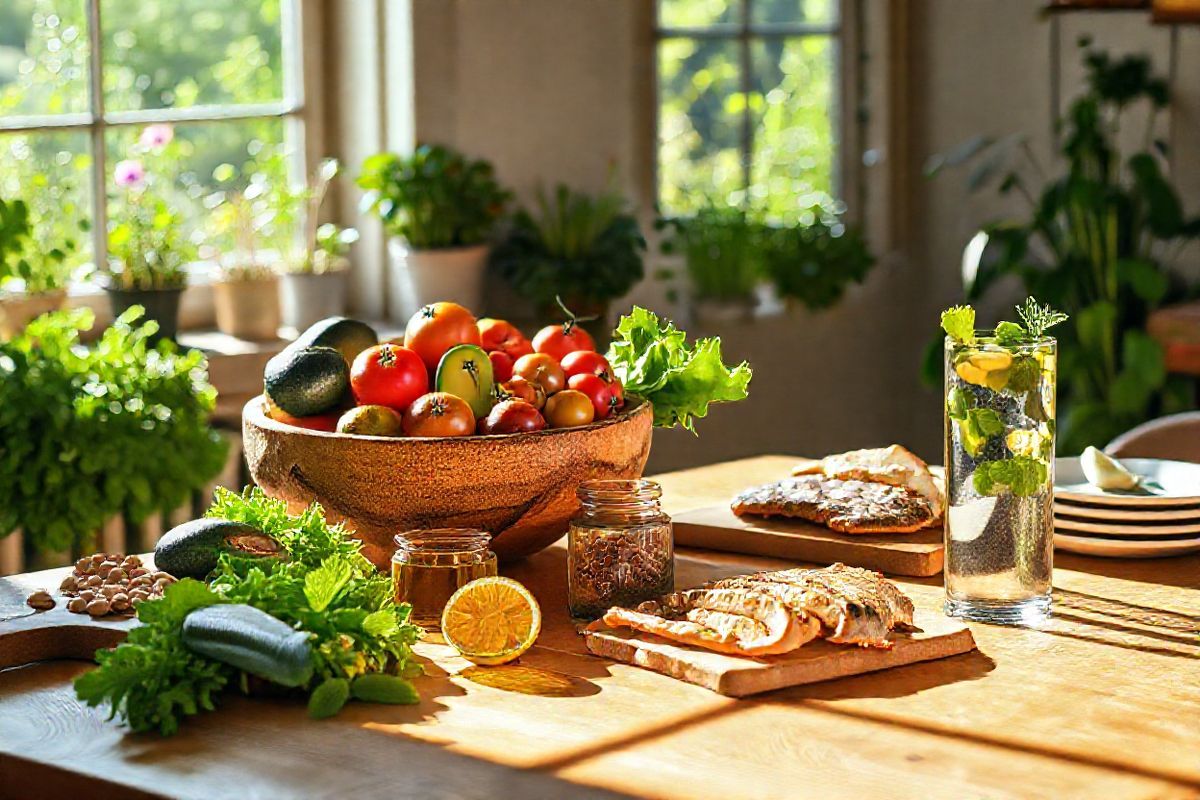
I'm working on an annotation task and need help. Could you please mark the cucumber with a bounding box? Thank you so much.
[293,317,378,366]
[182,604,313,688]
[155,518,283,580]
[264,345,349,417]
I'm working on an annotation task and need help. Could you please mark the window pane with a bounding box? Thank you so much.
[749,36,836,220]
[101,0,285,112]
[658,0,740,29]
[751,0,838,25]
[0,0,89,118]
[658,38,744,216]
[0,131,93,286]
[105,118,295,263]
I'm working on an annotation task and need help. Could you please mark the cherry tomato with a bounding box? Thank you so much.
[513,353,565,396]
[496,376,545,410]
[488,350,514,383]
[532,321,595,362]
[567,373,614,420]
[404,302,481,372]
[560,350,611,381]
[402,392,475,437]
[478,318,534,360]
[478,399,546,435]
[350,344,428,412]
[607,377,625,411]
[544,389,595,428]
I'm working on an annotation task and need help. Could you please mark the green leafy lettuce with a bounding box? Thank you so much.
[605,306,751,433]
[940,305,976,345]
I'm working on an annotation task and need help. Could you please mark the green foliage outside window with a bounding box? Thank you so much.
[0,307,228,553]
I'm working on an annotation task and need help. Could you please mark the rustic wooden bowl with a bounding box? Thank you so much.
[242,395,653,569]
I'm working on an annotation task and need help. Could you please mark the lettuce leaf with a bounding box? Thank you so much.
[940,305,976,345]
[606,306,752,433]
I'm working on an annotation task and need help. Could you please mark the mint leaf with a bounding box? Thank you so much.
[308,677,350,719]
[362,609,400,638]
[994,321,1025,346]
[947,386,973,420]
[973,456,1048,497]
[968,407,1005,437]
[940,305,976,345]
[1007,356,1041,393]
[303,557,353,613]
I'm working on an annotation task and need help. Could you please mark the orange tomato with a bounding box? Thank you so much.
[512,353,565,396]
[402,392,476,437]
[404,302,482,372]
[532,322,595,362]
[544,389,595,428]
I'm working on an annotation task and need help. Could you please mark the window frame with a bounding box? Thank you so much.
[653,0,851,218]
[0,0,317,303]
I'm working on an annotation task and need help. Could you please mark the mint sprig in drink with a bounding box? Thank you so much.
[941,300,1063,625]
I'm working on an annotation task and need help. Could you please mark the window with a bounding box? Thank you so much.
[656,0,840,220]
[0,0,307,286]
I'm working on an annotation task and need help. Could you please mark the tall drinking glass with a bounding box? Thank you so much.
[944,333,1056,625]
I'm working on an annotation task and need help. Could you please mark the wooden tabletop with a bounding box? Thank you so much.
[1,455,1198,800]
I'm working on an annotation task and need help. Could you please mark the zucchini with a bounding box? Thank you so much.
[182,604,313,688]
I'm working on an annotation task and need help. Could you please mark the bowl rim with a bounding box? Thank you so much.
[244,393,652,443]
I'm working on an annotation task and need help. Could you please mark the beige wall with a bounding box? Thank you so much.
[334,0,1200,472]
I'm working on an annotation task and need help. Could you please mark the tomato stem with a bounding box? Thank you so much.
[555,295,598,336]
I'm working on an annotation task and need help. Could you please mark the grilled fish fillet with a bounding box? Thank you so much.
[592,564,913,654]
[732,475,935,533]
[793,445,944,520]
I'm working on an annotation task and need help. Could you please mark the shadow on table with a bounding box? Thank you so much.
[777,648,996,702]
[1035,588,1200,660]
[1056,551,1200,590]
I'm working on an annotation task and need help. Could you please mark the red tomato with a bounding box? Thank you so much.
[607,377,625,411]
[478,318,533,359]
[478,399,546,435]
[567,373,614,420]
[402,392,475,437]
[560,350,612,381]
[488,350,514,383]
[532,321,595,362]
[350,344,428,412]
[404,302,481,371]
[496,376,545,410]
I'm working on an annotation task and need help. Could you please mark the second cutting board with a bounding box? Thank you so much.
[672,504,944,576]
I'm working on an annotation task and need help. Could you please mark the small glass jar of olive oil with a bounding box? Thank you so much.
[392,529,497,629]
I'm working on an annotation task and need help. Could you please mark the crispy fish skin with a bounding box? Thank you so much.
[793,445,944,520]
[732,476,934,534]
[709,563,914,648]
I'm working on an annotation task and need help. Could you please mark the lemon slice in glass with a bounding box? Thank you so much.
[441,577,541,666]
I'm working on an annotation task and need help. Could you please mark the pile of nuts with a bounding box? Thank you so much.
[52,553,176,617]
[567,528,674,620]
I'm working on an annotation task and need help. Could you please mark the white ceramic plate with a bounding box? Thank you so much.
[1054,532,1200,558]
[1055,457,1200,507]
[1053,498,1200,521]
[1054,515,1200,536]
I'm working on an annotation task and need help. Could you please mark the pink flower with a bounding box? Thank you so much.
[140,124,174,150]
[114,159,146,188]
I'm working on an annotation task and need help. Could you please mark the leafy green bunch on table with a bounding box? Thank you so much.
[75,488,423,735]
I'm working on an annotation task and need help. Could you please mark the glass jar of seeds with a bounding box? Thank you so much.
[567,479,673,620]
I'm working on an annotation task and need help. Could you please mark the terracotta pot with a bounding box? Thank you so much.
[107,286,183,343]
[279,266,348,333]
[0,290,67,338]
[243,395,653,569]
[213,276,281,340]
[388,241,489,322]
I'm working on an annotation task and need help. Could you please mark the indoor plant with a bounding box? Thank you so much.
[358,144,510,321]
[105,158,194,341]
[760,204,874,312]
[657,204,765,323]
[0,307,227,563]
[279,158,359,331]
[927,40,1200,453]
[0,189,87,338]
[207,190,281,341]
[492,180,645,339]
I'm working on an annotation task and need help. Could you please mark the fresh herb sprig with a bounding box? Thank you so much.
[940,305,976,345]
[1015,297,1069,340]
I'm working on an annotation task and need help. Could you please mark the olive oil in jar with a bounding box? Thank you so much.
[392,530,497,629]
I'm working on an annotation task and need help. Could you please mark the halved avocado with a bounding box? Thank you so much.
[155,518,284,579]
[292,317,378,366]
[264,345,349,417]
[435,344,495,419]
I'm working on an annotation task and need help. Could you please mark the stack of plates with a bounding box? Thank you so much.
[1054,457,1200,558]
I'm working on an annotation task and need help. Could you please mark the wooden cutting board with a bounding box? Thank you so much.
[0,567,138,670]
[585,607,975,697]
[673,504,945,577]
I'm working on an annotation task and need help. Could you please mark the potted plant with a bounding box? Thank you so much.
[760,204,874,312]
[279,158,359,331]
[358,144,510,320]
[207,191,282,341]
[0,188,87,338]
[927,40,1200,452]
[492,180,645,341]
[657,204,764,324]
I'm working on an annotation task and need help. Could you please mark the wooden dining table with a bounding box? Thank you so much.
[1,455,1197,800]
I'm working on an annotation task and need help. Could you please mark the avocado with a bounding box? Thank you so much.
[292,317,377,366]
[264,345,349,417]
[435,344,495,419]
[155,517,284,579]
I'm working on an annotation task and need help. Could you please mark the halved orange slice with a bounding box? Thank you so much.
[441,577,541,666]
